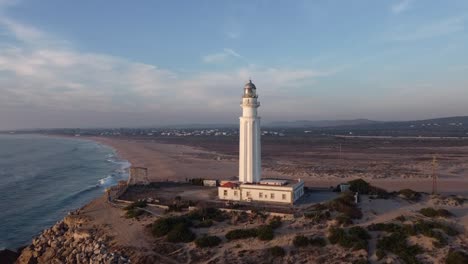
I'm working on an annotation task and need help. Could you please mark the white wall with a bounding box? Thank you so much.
[218,187,241,201]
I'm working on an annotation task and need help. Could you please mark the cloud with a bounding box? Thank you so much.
[391,0,412,14]
[202,48,243,63]
[0,17,334,129]
[386,15,467,41]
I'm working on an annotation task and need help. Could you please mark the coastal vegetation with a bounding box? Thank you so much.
[418,207,453,218]
[194,235,222,248]
[328,226,369,251]
[268,246,286,258]
[124,200,147,218]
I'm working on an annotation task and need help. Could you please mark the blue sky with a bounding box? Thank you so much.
[0,0,468,129]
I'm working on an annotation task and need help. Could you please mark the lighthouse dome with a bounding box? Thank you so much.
[243,80,257,98]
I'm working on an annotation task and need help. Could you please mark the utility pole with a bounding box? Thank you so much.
[431,155,438,195]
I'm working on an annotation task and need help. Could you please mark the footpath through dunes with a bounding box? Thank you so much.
[90,137,238,183]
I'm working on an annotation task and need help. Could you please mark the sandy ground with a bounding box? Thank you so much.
[90,137,468,195]
[22,135,465,264]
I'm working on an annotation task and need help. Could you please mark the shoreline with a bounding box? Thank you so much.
[0,135,131,254]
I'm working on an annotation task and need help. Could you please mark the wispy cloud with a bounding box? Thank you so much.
[202,48,243,63]
[386,15,467,41]
[391,0,412,14]
[0,17,334,129]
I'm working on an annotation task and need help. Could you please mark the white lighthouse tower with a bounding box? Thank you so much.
[239,80,261,183]
[218,80,304,204]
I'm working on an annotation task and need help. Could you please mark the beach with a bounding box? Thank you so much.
[91,136,468,194]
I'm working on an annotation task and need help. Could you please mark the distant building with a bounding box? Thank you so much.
[218,80,304,204]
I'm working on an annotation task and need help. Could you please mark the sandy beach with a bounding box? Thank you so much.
[90,136,468,195]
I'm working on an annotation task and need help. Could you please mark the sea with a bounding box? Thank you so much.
[0,134,130,250]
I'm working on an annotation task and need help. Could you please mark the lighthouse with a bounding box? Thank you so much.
[239,80,261,183]
[217,80,304,204]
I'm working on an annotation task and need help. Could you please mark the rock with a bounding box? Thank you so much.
[37,247,56,263]
[15,247,37,264]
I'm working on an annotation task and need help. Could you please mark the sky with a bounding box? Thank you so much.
[0,0,468,130]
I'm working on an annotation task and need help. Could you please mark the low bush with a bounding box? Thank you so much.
[328,227,369,251]
[377,232,422,264]
[413,220,459,237]
[293,235,309,248]
[124,200,147,210]
[152,216,190,237]
[269,246,285,257]
[268,216,282,229]
[419,207,452,218]
[326,193,363,220]
[398,189,421,201]
[166,223,196,243]
[188,207,227,222]
[335,214,353,226]
[348,179,389,198]
[194,235,221,248]
[305,210,331,223]
[125,208,144,218]
[446,250,468,264]
[309,236,327,247]
[225,228,258,240]
[257,225,274,241]
[348,226,371,240]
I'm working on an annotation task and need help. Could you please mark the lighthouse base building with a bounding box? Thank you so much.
[218,80,304,204]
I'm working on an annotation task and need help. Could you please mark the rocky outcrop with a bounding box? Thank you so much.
[16,216,130,264]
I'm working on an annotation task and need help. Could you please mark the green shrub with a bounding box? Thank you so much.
[328,227,346,245]
[348,179,371,194]
[446,250,468,264]
[326,193,362,219]
[188,207,227,222]
[398,189,421,201]
[419,207,452,218]
[309,236,327,247]
[413,220,459,237]
[293,235,309,247]
[305,210,331,223]
[125,208,144,218]
[152,216,190,237]
[194,235,221,248]
[377,232,422,264]
[349,226,371,240]
[268,216,282,229]
[269,246,285,257]
[328,227,369,251]
[336,214,353,226]
[166,223,196,243]
[225,228,258,240]
[257,225,274,241]
[124,200,147,210]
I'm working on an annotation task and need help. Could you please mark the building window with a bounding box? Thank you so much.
[282,194,286,200]
[259,192,263,198]
[270,193,275,199]
[223,190,228,196]
[234,191,238,196]
[246,191,251,197]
